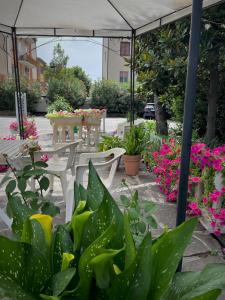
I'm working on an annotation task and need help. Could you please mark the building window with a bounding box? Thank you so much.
[120,71,128,83]
[120,41,130,56]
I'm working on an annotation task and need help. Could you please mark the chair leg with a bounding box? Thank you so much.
[60,175,73,222]
[49,174,54,191]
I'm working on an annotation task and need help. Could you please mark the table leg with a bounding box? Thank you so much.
[61,127,67,142]
[53,125,58,144]
[69,126,75,142]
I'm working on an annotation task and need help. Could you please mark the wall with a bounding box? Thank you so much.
[102,38,130,82]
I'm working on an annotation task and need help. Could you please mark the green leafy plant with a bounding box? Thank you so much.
[124,125,146,155]
[1,147,60,236]
[1,162,225,299]
[97,135,124,152]
[119,179,158,243]
[47,96,73,113]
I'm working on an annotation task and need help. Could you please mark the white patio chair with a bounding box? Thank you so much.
[65,147,126,221]
[10,140,81,223]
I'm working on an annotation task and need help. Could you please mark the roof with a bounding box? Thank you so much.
[0,0,223,37]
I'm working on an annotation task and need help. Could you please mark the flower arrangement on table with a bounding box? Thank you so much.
[46,109,106,120]
[9,117,38,139]
[148,138,225,235]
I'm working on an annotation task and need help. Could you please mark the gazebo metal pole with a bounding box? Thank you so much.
[176,0,203,271]
[12,27,24,139]
[130,30,135,125]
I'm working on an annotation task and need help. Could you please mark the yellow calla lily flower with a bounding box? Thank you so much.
[30,214,53,245]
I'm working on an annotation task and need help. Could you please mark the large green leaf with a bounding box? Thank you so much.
[124,212,136,269]
[90,248,123,289]
[74,221,116,299]
[0,236,50,294]
[190,290,221,300]
[7,196,35,236]
[52,268,76,296]
[0,276,39,300]
[82,190,124,250]
[163,264,225,300]
[74,183,87,212]
[51,225,73,274]
[71,210,93,251]
[149,217,198,300]
[21,218,49,256]
[86,160,105,210]
[108,233,152,300]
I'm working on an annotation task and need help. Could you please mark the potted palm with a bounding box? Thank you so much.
[123,125,145,176]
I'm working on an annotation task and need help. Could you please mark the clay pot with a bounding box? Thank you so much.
[123,154,141,176]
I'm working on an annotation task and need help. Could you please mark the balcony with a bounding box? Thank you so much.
[18,53,38,68]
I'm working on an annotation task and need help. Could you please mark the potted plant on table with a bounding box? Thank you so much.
[123,125,145,176]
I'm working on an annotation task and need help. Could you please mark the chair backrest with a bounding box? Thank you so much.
[76,147,126,189]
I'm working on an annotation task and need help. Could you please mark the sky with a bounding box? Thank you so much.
[37,37,103,81]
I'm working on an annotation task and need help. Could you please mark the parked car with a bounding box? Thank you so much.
[143,102,155,119]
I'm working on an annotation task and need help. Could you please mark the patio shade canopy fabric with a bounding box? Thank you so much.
[0,0,223,37]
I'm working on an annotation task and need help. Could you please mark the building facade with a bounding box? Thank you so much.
[0,33,45,85]
[102,38,131,83]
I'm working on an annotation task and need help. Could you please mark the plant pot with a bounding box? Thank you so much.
[123,154,141,176]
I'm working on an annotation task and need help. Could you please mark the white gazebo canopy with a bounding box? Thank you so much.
[0,0,222,37]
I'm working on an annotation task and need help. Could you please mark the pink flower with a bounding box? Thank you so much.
[209,190,221,203]
[190,176,201,183]
[210,221,216,228]
[202,197,208,204]
[188,202,198,210]
[40,154,49,162]
[214,229,221,236]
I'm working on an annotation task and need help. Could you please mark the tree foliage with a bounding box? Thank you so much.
[136,3,225,143]
[90,80,145,116]
[0,77,41,112]
[44,43,89,108]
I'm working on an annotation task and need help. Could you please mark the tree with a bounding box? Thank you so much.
[136,3,225,143]
[66,66,91,95]
[44,43,69,80]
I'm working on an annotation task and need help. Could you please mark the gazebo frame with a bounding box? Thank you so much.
[0,0,223,270]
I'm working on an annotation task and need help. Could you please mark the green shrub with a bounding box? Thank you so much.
[1,162,225,299]
[124,125,146,155]
[47,95,73,113]
[91,80,145,116]
[0,78,41,112]
[97,135,124,152]
[47,77,86,108]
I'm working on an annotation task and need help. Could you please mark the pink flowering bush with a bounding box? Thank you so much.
[149,139,225,235]
[9,118,38,139]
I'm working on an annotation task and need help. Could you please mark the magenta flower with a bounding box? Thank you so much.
[190,176,201,183]
[214,229,221,236]
[40,154,49,162]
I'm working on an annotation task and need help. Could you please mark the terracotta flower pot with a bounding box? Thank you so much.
[123,154,141,176]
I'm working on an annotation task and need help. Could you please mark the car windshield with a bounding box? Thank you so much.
[146,104,154,110]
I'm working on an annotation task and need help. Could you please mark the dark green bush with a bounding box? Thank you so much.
[47,77,86,108]
[90,80,145,116]
[0,78,41,113]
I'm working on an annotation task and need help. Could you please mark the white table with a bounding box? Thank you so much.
[0,140,26,164]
